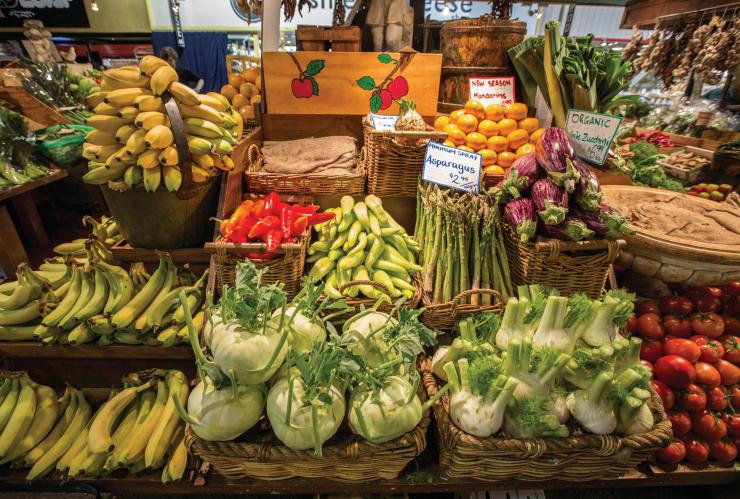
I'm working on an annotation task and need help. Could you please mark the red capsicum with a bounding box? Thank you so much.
[263,192,282,215]
[280,204,296,242]
[248,215,280,239]
[290,215,308,237]
[305,212,336,225]
[264,228,283,252]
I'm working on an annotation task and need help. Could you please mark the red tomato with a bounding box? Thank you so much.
[722,413,740,437]
[668,410,692,436]
[660,296,694,316]
[656,440,686,464]
[663,315,692,338]
[733,386,740,409]
[696,338,725,363]
[637,313,665,339]
[640,338,664,363]
[655,355,697,388]
[628,316,638,334]
[691,312,725,338]
[713,359,740,386]
[640,359,654,374]
[636,299,660,316]
[694,362,722,388]
[708,386,729,411]
[692,410,728,441]
[708,440,737,462]
[719,282,740,296]
[696,286,723,298]
[651,379,675,410]
[664,338,702,363]
[723,296,740,317]
[721,316,740,336]
[682,435,709,463]
[695,295,722,313]
[678,384,707,412]
[719,335,740,364]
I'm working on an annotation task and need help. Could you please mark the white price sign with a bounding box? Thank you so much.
[422,141,481,193]
[370,114,398,130]
[565,109,622,166]
[468,76,515,107]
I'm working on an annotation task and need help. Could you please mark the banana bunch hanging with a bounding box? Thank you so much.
[82,56,242,193]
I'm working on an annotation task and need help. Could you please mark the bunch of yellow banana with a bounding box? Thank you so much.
[0,370,189,483]
[83,55,241,192]
[0,251,207,347]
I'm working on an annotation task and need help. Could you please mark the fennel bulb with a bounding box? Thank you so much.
[565,370,617,435]
[494,297,529,351]
[617,396,654,435]
[531,296,574,353]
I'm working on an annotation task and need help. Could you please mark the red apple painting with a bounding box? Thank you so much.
[356,53,411,113]
[288,53,325,99]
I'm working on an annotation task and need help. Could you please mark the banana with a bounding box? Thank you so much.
[193,154,214,169]
[231,108,244,137]
[21,386,75,467]
[0,300,40,326]
[191,165,213,182]
[0,376,37,458]
[86,91,107,108]
[72,266,109,324]
[183,118,224,138]
[204,92,231,111]
[79,451,107,477]
[125,129,147,155]
[68,323,96,345]
[171,277,205,324]
[86,115,132,134]
[87,382,153,454]
[82,144,101,161]
[143,165,162,192]
[150,65,179,95]
[83,160,129,184]
[105,388,155,472]
[144,370,188,468]
[135,111,169,130]
[59,269,94,330]
[208,138,234,156]
[33,324,60,340]
[27,390,91,481]
[98,261,135,316]
[139,55,170,77]
[178,103,223,124]
[61,424,90,473]
[161,426,187,483]
[168,81,200,106]
[156,324,180,346]
[0,325,37,341]
[93,102,119,116]
[67,442,92,477]
[152,271,206,328]
[1,384,57,464]
[137,148,161,169]
[54,239,86,255]
[88,161,104,171]
[113,331,141,344]
[176,310,204,342]
[110,254,169,329]
[104,87,152,107]
[134,259,176,332]
[187,137,213,156]
[112,397,141,448]
[42,267,81,327]
[111,146,135,166]
[219,130,236,145]
[144,125,174,149]
[133,94,165,112]
[102,69,151,90]
[114,124,138,143]
[124,165,143,188]
[159,146,178,166]
[88,315,114,336]
[0,379,10,406]
[94,144,121,162]
[219,113,237,129]
[163,166,182,192]
[115,379,165,467]
[0,266,35,310]
[117,106,139,121]
[0,379,19,434]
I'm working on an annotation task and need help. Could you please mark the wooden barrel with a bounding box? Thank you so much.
[439,17,526,107]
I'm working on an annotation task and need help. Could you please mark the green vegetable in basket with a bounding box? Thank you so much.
[565,370,617,435]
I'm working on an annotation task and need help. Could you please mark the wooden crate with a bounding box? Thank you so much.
[296,25,361,52]
[0,85,68,127]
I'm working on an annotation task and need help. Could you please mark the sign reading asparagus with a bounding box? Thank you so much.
[468,76,515,107]
[565,110,622,166]
[422,141,481,193]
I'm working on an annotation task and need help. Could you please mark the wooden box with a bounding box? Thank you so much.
[0,85,68,127]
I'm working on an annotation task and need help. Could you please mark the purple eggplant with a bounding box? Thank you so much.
[600,203,634,238]
[539,216,594,241]
[500,153,543,200]
[573,159,604,212]
[504,198,537,243]
[530,177,569,225]
[570,207,608,238]
[535,128,581,193]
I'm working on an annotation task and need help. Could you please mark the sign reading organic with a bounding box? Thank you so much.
[468,76,515,107]
[422,141,481,193]
[370,114,398,130]
[0,0,90,28]
[565,109,622,166]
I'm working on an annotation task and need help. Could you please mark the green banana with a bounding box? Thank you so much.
[58,269,94,330]
[110,254,169,329]
[0,300,41,326]
[134,259,176,333]
[42,267,82,327]
[72,266,109,323]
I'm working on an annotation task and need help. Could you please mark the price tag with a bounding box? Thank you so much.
[468,76,515,107]
[422,141,481,193]
[370,114,398,130]
[565,109,622,166]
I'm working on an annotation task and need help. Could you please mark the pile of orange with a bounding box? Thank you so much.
[220,65,262,121]
[434,100,544,176]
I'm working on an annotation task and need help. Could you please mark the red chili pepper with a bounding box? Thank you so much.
[290,204,320,215]
[264,228,283,253]
[220,200,254,236]
[248,215,280,239]
[305,212,336,226]
[226,215,257,243]
[280,205,295,241]
[263,192,283,215]
[290,215,308,237]
[250,199,266,218]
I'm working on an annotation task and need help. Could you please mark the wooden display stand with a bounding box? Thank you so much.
[0,85,68,128]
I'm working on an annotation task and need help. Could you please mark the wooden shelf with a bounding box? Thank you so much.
[0,168,67,203]
[0,342,193,360]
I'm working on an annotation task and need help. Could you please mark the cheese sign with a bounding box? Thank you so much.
[422,141,481,193]
[468,76,515,107]
[565,109,623,166]
[370,114,398,130]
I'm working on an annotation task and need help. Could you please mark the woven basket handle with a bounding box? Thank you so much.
[162,93,195,200]
[450,288,504,314]
[337,279,390,296]
[246,143,262,172]
[533,238,624,261]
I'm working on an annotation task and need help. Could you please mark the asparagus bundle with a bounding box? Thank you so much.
[415,183,513,306]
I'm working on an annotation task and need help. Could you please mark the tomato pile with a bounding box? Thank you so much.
[630,283,740,465]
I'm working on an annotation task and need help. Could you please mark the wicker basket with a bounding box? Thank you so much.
[245,144,365,197]
[212,234,308,299]
[323,274,423,320]
[184,389,430,482]
[420,289,505,330]
[361,118,447,197]
[502,223,624,299]
[420,359,672,482]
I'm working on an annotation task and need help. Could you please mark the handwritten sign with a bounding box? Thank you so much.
[370,114,398,130]
[468,76,515,107]
[422,141,481,192]
[565,109,623,166]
